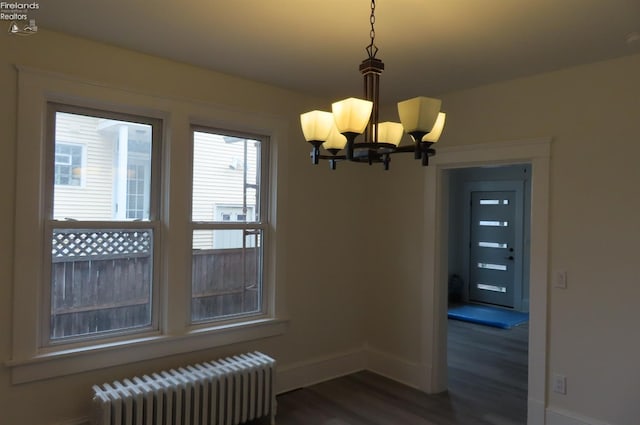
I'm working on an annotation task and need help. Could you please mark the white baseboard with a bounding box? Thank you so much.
[364,345,426,390]
[48,352,617,425]
[546,407,612,425]
[276,346,434,394]
[275,345,436,394]
[275,347,367,394]
[528,398,545,425]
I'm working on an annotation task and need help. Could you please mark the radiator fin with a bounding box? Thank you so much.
[91,351,276,425]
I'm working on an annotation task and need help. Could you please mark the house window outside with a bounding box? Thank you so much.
[191,129,267,323]
[47,106,160,342]
[54,143,83,186]
[212,205,256,249]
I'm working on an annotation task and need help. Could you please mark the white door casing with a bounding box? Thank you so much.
[419,138,550,425]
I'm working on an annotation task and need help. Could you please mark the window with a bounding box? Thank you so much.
[54,143,84,186]
[191,129,267,323]
[12,69,285,383]
[46,104,160,343]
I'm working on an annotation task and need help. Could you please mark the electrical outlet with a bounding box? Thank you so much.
[553,374,567,394]
[554,270,568,289]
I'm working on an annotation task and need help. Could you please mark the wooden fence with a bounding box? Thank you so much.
[191,248,259,321]
[51,254,151,339]
[51,231,260,339]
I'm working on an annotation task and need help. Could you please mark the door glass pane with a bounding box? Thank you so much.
[478,262,508,271]
[479,220,509,227]
[478,241,508,249]
[479,199,510,205]
[477,283,508,293]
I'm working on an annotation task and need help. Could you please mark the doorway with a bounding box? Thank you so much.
[449,166,531,312]
[447,165,531,423]
[419,138,550,424]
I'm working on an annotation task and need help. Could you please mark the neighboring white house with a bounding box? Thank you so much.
[191,130,258,249]
[53,113,258,250]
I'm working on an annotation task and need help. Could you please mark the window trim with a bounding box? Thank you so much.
[10,66,288,384]
[7,317,288,384]
[190,126,270,324]
[43,103,163,347]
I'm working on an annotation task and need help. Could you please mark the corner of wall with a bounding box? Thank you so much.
[275,347,367,394]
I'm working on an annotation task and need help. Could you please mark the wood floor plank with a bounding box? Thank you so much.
[266,319,529,425]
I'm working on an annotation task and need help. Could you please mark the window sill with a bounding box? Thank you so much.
[7,317,289,384]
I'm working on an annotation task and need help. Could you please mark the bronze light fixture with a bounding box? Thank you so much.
[300,0,446,170]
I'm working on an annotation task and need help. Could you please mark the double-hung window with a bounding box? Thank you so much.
[45,104,161,343]
[191,128,268,323]
[11,69,285,383]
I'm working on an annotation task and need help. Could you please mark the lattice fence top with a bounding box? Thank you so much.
[52,229,152,260]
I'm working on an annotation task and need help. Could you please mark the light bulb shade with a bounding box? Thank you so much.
[397,96,442,134]
[300,110,334,142]
[331,97,373,135]
[376,122,404,147]
[322,125,348,150]
[422,112,446,143]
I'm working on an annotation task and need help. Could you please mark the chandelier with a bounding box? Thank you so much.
[300,0,446,170]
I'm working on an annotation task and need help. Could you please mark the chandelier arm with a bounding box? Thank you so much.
[388,145,436,167]
[343,133,360,160]
[390,145,436,155]
[391,145,415,153]
[418,141,434,164]
[308,151,347,170]
[319,154,347,160]
[351,141,396,150]
[382,153,391,170]
[421,151,430,166]
[421,146,436,166]
[309,141,323,165]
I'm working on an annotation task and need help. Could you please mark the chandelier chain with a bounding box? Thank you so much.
[367,0,378,58]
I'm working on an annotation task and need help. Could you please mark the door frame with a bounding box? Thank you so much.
[419,137,550,425]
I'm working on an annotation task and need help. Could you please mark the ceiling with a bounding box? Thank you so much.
[29,0,640,102]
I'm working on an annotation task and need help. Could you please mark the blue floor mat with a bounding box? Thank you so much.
[448,304,529,329]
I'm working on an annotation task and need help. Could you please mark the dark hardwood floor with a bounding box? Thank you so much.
[268,319,528,425]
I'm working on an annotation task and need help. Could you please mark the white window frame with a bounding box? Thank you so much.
[190,128,269,324]
[44,103,162,346]
[9,67,287,384]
